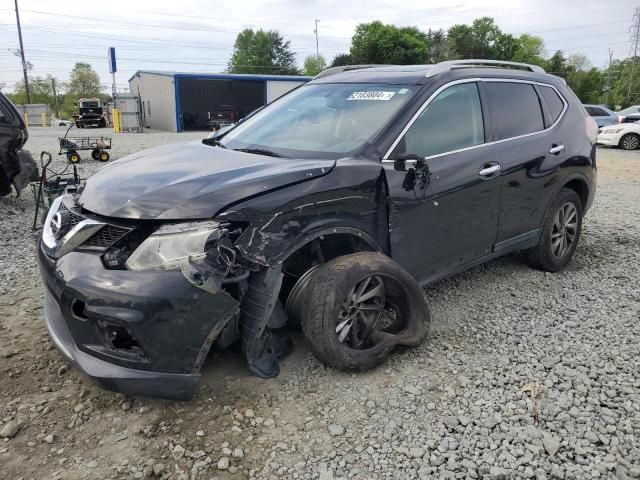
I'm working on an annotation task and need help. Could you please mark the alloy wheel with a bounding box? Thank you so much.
[336,275,389,349]
[551,202,578,259]
[622,134,639,150]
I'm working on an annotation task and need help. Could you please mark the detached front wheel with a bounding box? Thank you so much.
[301,252,430,371]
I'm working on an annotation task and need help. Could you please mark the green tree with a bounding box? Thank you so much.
[512,34,546,66]
[62,63,106,117]
[330,53,353,67]
[349,21,427,64]
[425,29,449,63]
[447,17,515,60]
[7,75,59,107]
[303,55,327,76]
[546,50,568,77]
[567,68,604,104]
[228,29,298,75]
[601,58,640,108]
[66,63,102,97]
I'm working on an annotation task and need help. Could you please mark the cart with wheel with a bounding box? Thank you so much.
[30,151,82,229]
[58,124,112,163]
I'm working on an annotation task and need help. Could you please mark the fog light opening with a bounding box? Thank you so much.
[110,326,140,351]
[71,299,87,320]
[98,322,144,357]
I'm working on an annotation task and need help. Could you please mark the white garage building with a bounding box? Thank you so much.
[128,71,312,132]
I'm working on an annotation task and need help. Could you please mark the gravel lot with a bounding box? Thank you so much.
[1,127,639,480]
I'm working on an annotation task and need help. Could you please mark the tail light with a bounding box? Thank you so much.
[585,116,598,144]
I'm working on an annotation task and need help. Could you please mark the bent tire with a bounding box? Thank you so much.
[524,187,583,272]
[301,252,430,371]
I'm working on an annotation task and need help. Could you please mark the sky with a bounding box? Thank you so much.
[0,0,638,94]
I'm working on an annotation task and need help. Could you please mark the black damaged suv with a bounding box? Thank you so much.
[38,60,597,400]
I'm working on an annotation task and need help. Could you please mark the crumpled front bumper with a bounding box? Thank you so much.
[37,242,239,400]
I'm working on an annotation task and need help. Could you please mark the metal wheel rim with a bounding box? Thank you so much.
[623,135,639,149]
[336,275,388,349]
[551,201,578,259]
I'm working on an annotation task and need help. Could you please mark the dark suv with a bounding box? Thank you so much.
[37,60,597,400]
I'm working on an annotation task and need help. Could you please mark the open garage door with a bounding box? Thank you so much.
[178,78,265,131]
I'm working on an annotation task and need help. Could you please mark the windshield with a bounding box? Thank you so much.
[617,106,639,116]
[220,83,418,159]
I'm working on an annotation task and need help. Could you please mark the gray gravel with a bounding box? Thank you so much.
[1,128,639,480]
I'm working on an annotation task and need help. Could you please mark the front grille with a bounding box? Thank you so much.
[57,202,132,250]
[59,203,84,231]
[83,225,130,248]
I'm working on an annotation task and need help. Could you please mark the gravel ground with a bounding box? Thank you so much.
[1,127,639,480]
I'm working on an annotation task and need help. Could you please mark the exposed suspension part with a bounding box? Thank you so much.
[240,267,292,378]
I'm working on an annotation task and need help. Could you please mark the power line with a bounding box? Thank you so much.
[11,8,355,41]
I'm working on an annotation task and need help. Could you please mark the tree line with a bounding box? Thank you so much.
[228,17,639,109]
[7,63,108,119]
[7,17,639,117]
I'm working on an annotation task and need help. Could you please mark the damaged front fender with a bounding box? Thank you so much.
[218,159,388,266]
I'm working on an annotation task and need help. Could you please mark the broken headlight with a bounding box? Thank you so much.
[125,221,221,271]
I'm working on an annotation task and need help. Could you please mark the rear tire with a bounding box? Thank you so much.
[620,133,640,150]
[301,252,430,371]
[524,188,582,272]
[91,148,101,160]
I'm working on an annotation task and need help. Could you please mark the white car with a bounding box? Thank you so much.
[597,123,640,150]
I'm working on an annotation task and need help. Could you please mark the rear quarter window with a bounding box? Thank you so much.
[485,82,544,140]
[540,86,566,124]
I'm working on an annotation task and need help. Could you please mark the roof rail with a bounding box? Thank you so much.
[426,59,545,77]
[314,64,394,79]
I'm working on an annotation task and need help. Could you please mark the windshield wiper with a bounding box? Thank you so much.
[202,138,227,148]
[232,147,285,158]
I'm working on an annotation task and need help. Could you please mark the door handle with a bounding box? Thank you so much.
[478,164,501,176]
[549,144,565,155]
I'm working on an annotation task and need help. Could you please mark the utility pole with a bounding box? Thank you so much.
[51,78,59,118]
[14,0,31,103]
[627,7,640,102]
[313,19,320,59]
[605,48,614,107]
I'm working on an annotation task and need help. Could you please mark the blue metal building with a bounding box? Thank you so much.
[128,71,311,132]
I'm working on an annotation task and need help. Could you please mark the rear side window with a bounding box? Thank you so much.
[585,106,606,117]
[396,83,484,158]
[540,86,566,122]
[485,82,544,140]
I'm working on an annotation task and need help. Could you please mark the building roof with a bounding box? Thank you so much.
[128,70,312,83]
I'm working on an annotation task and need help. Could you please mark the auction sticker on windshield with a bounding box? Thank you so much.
[347,91,396,101]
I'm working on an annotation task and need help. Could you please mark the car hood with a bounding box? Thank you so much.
[600,124,636,132]
[79,141,335,220]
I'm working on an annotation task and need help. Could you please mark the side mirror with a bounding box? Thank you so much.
[393,153,426,171]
